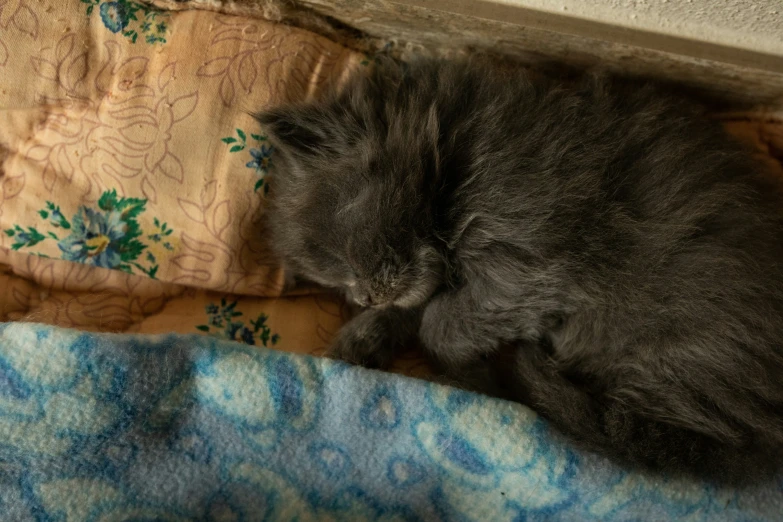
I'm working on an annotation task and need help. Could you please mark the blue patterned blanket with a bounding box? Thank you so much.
[0,323,780,521]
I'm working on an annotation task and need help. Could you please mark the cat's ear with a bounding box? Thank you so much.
[254,107,328,157]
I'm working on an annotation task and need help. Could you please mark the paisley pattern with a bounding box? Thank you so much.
[0,322,780,521]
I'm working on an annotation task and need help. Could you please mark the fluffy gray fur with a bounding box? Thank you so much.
[255,57,783,485]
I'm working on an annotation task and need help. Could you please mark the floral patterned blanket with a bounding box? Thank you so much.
[0,0,429,377]
[0,322,781,521]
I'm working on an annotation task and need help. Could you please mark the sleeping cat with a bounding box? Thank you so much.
[255,57,783,484]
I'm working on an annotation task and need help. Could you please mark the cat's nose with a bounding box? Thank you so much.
[353,290,381,307]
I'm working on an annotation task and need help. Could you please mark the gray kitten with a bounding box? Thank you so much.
[255,57,783,484]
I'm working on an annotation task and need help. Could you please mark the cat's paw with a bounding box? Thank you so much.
[328,312,398,369]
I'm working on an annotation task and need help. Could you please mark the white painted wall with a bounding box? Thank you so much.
[495,0,783,56]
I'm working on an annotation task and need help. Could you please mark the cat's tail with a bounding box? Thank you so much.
[493,346,783,485]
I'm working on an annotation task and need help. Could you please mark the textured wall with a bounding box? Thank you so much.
[147,0,783,108]
[502,0,783,56]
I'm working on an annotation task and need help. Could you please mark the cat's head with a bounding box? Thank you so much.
[255,66,445,308]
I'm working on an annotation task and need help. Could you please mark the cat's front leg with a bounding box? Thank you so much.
[419,289,500,367]
[329,306,421,369]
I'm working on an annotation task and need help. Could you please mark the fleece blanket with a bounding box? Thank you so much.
[0,322,781,521]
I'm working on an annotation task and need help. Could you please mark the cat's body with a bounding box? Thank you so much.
[257,58,783,484]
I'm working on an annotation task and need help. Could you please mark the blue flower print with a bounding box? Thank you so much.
[5,225,47,251]
[210,315,225,329]
[16,230,33,245]
[222,129,274,193]
[58,207,127,268]
[246,145,273,173]
[240,327,255,346]
[196,299,281,347]
[84,0,170,45]
[49,208,66,228]
[225,322,242,341]
[5,190,173,279]
[99,2,130,34]
[37,202,72,231]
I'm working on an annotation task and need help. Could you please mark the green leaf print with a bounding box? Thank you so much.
[197,301,281,347]
[6,190,176,280]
